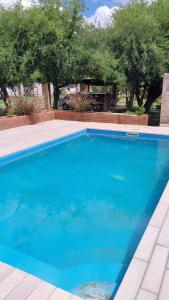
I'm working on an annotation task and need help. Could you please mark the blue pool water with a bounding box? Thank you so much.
[0,129,169,299]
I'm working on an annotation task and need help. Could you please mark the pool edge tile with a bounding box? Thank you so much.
[157,216,169,248]
[142,245,169,294]
[134,225,159,262]
[136,289,157,300]
[160,182,169,206]
[47,287,72,300]
[114,258,147,300]
[115,180,169,300]
[149,202,169,228]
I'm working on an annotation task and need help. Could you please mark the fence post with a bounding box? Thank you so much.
[42,83,51,110]
[160,73,169,126]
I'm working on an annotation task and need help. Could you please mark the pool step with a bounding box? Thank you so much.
[71,262,124,299]
[72,281,117,300]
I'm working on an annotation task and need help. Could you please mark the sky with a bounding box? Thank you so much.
[85,0,128,16]
[85,0,130,26]
[0,0,129,26]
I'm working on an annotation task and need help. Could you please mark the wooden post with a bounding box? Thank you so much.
[80,83,89,93]
[42,83,51,110]
[160,74,169,126]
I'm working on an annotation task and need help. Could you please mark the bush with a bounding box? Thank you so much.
[0,108,5,116]
[12,98,41,116]
[69,94,95,112]
[135,106,146,115]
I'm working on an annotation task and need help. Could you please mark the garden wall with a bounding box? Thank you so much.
[55,111,148,125]
[0,111,55,131]
[0,110,148,131]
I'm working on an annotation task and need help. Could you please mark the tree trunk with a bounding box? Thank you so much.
[104,92,112,112]
[0,85,9,108]
[135,87,143,107]
[42,83,51,110]
[126,89,134,111]
[53,84,60,109]
[112,85,118,107]
[136,97,143,107]
[48,83,52,107]
[18,83,24,96]
[144,80,162,112]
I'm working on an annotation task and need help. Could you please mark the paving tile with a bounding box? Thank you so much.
[167,255,169,269]
[134,225,159,262]
[159,269,169,300]
[0,263,14,282]
[136,289,157,300]
[158,216,169,247]
[160,182,169,206]
[5,274,41,300]
[69,295,82,300]
[0,269,27,299]
[48,288,71,300]
[27,281,55,300]
[114,258,147,300]
[149,203,168,228]
[142,245,169,294]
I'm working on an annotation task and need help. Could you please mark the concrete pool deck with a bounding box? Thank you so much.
[1,120,169,299]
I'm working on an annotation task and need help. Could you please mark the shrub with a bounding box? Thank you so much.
[0,108,5,117]
[135,106,146,115]
[69,94,95,112]
[13,98,41,116]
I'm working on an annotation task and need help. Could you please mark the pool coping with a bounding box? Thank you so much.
[1,121,169,299]
[114,181,169,300]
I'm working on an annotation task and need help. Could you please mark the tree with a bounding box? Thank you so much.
[0,1,34,106]
[73,24,123,88]
[0,4,24,106]
[143,0,169,110]
[109,0,166,110]
[23,0,85,109]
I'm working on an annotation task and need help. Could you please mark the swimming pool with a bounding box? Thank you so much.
[0,128,169,299]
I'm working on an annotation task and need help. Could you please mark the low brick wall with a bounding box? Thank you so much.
[29,111,56,124]
[0,111,56,131]
[55,111,149,125]
[0,115,30,131]
[0,110,148,131]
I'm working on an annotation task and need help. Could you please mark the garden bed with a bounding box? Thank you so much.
[0,110,148,131]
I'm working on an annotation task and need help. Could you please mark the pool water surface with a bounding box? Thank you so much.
[0,129,169,299]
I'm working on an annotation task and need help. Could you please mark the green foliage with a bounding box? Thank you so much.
[0,8,19,87]
[24,0,84,85]
[74,25,122,84]
[109,0,166,107]
[0,0,169,112]
[135,106,146,115]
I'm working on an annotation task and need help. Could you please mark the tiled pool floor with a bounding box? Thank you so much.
[1,120,169,300]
